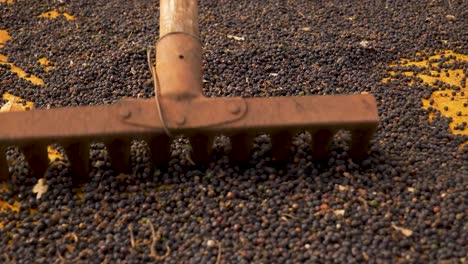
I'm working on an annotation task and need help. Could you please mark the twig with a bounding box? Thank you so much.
[128,225,136,248]
[281,213,299,220]
[56,232,91,263]
[69,249,93,262]
[357,197,369,212]
[216,241,222,264]
[4,253,16,264]
[101,255,110,264]
[56,247,93,263]
[114,211,127,227]
[148,222,171,260]
[63,232,79,243]
[297,10,306,19]
[147,46,172,137]
[56,251,67,264]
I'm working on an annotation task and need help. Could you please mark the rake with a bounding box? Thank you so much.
[0,0,378,180]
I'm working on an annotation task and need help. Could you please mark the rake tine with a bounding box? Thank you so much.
[271,131,293,162]
[189,134,213,164]
[65,142,90,180]
[0,0,379,179]
[148,135,172,166]
[21,144,49,177]
[229,133,254,162]
[0,146,8,181]
[349,128,375,159]
[106,139,132,174]
[310,129,334,160]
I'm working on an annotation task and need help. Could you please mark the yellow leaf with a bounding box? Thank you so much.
[47,146,63,162]
[63,13,76,21]
[38,10,76,21]
[0,29,12,49]
[382,50,468,148]
[0,92,34,112]
[0,199,20,213]
[0,55,44,85]
[38,10,60,19]
[38,57,55,72]
[1,29,45,85]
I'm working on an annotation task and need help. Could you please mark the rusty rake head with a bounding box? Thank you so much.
[0,0,379,180]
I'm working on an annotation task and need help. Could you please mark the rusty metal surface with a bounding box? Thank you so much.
[0,93,378,177]
[0,94,377,145]
[0,0,380,179]
[0,147,8,180]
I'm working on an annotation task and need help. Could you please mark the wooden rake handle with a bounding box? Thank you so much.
[156,0,203,100]
[160,0,200,37]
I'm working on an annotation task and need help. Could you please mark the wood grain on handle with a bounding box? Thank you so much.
[157,0,203,99]
[160,0,199,37]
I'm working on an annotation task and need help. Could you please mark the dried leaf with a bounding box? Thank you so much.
[362,252,370,261]
[63,13,76,21]
[38,10,61,19]
[0,29,12,48]
[65,244,75,253]
[334,209,345,216]
[0,100,14,112]
[337,185,349,191]
[269,73,278,77]
[38,57,55,72]
[0,93,34,112]
[33,178,48,200]
[407,187,415,192]
[359,40,369,48]
[445,15,456,20]
[301,27,311,31]
[391,222,413,237]
[227,34,245,41]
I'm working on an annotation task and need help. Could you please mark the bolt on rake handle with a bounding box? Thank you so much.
[156,0,203,100]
